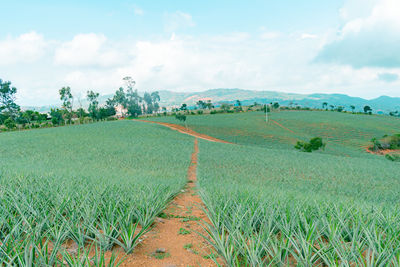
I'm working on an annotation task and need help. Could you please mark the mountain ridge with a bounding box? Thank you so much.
[23,88,400,113]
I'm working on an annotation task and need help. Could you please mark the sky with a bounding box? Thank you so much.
[1,0,400,106]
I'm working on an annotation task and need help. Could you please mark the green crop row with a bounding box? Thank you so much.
[197,140,400,266]
[142,110,400,158]
[0,120,193,265]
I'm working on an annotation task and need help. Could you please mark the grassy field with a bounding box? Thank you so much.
[142,110,400,157]
[0,120,194,265]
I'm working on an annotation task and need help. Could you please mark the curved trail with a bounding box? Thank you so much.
[121,138,220,267]
[138,119,233,144]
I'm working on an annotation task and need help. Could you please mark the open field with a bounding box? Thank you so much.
[142,110,400,157]
[1,110,399,266]
[0,120,194,265]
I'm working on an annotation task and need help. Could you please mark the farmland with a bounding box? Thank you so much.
[0,120,194,265]
[198,140,400,265]
[1,110,399,266]
[141,110,400,265]
[143,110,400,157]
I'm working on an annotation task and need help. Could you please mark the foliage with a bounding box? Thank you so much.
[385,153,400,162]
[0,79,20,119]
[0,121,193,264]
[4,117,16,129]
[50,108,64,126]
[364,105,372,114]
[295,137,325,152]
[370,134,400,151]
[180,103,187,111]
[197,100,213,109]
[220,103,231,112]
[337,106,344,112]
[87,90,100,120]
[175,113,186,122]
[59,86,74,124]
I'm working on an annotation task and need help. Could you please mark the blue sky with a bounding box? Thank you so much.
[1,0,399,105]
[1,0,343,38]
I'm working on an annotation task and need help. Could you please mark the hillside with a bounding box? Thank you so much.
[142,110,400,157]
[25,89,400,113]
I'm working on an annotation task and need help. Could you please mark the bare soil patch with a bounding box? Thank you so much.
[365,147,400,155]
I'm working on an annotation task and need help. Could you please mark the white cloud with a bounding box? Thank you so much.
[339,0,378,21]
[54,33,124,67]
[164,11,195,32]
[301,33,318,40]
[316,0,400,68]
[133,6,144,16]
[2,27,400,107]
[0,32,47,65]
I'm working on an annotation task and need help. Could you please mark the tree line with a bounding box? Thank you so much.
[0,77,161,131]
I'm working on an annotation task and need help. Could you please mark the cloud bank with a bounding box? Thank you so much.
[316,0,400,68]
[1,1,400,106]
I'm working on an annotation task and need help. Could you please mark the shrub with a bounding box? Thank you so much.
[197,110,203,115]
[370,134,400,151]
[210,110,217,114]
[295,137,325,152]
[385,153,400,162]
[175,114,186,122]
[4,118,16,130]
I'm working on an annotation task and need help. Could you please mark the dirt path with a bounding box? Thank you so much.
[138,119,232,144]
[271,119,296,134]
[122,138,219,267]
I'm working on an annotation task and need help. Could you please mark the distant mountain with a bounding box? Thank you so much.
[23,89,400,114]
[158,89,400,113]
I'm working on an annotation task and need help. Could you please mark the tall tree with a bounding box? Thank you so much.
[50,108,64,126]
[180,103,187,111]
[87,90,100,120]
[364,105,372,114]
[205,100,214,109]
[0,79,20,119]
[322,102,328,110]
[273,102,280,109]
[59,86,74,124]
[143,92,153,114]
[151,91,160,113]
[196,100,206,109]
[113,87,127,108]
[350,105,355,113]
[123,77,142,117]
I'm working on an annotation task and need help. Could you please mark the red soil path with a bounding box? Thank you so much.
[138,120,233,144]
[118,138,221,267]
[271,119,296,134]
